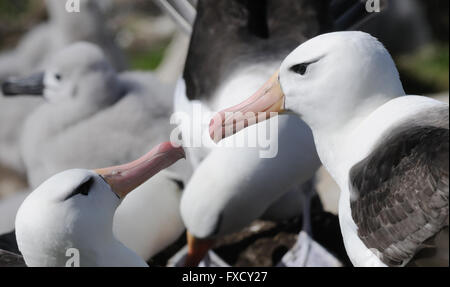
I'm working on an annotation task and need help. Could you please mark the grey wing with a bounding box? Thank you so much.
[182,0,381,102]
[350,124,449,266]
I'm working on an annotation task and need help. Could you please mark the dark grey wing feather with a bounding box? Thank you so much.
[0,231,20,255]
[183,0,333,101]
[331,0,388,31]
[0,249,26,267]
[182,0,385,102]
[350,124,449,266]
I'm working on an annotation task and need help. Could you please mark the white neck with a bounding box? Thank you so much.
[312,94,398,186]
[309,95,399,268]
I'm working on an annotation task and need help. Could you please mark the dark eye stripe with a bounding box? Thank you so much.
[290,59,320,76]
[290,63,309,75]
[64,177,94,201]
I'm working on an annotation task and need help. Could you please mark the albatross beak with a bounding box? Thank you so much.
[209,71,285,143]
[95,142,185,198]
[185,232,215,267]
[1,72,45,96]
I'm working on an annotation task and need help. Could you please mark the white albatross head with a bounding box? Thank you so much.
[209,31,406,139]
[15,142,185,267]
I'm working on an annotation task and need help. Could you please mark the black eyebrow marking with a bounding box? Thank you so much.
[290,58,321,75]
[64,177,94,201]
[294,58,321,68]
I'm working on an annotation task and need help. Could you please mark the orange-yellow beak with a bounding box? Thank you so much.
[95,142,185,198]
[209,71,285,143]
[184,232,216,267]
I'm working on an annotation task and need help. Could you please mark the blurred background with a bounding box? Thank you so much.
[0,0,447,92]
[0,0,188,200]
[0,0,175,70]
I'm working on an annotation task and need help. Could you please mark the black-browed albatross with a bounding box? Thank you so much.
[171,0,379,266]
[15,142,185,267]
[211,31,449,267]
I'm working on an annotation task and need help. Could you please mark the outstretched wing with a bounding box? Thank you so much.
[350,111,449,266]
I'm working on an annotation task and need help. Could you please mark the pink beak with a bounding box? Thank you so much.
[209,71,285,143]
[95,142,185,198]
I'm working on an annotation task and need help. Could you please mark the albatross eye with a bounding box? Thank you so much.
[64,177,94,200]
[290,63,309,76]
[55,74,62,81]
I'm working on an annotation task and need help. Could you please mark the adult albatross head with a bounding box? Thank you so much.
[209,31,405,139]
[15,142,185,267]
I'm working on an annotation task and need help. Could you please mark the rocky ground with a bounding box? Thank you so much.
[150,193,351,268]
